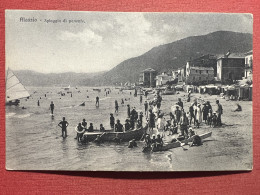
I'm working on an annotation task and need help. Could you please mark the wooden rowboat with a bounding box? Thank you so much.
[83,125,148,142]
[143,132,212,153]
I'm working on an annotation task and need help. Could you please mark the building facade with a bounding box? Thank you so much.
[244,50,253,79]
[177,67,186,84]
[155,73,173,87]
[139,68,157,87]
[186,66,214,84]
[216,52,245,83]
[186,54,217,77]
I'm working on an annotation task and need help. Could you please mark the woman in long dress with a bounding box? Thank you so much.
[157,114,166,136]
[196,104,202,128]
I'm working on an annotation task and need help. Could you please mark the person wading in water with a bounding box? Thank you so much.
[96,96,99,107]
[50,101,55,115]
[58,117,69,138]
[110,114,115,129]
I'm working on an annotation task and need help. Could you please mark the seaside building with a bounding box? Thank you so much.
[216,52,245,83]
[139,68,157,87]
[155,72,173,87]
[177,67,186,85]
[186,54,218,77]
[244,50,253,80]
[172,70,179,80]
[186,66,214,85]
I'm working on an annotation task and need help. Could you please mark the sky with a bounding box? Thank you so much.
[5,10,253,73]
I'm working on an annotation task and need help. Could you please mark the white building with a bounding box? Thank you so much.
[244,50,253,79]
[155,73,173,87]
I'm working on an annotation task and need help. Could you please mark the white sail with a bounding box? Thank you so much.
[6,69,30,102]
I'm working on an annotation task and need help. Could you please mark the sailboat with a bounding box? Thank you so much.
[6,68,30,106]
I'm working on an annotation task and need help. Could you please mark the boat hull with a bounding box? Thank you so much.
[6,99,20,106]
[84,125,148,142]
[144,132,212,152]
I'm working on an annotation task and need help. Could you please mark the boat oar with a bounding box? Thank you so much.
[179,142,188,151]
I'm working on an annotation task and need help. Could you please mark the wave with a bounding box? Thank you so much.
[6,112,16,118]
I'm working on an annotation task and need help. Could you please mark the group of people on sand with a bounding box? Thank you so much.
[138,90,224,150]
[109,106,144,133]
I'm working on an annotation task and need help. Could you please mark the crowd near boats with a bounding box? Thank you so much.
[48,86,217,153]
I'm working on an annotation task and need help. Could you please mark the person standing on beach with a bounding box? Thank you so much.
[195,104,202,128]
[148,109,156,132]
[179,112,189,136]
[58,117,69,138]
[175,106,181,125]
[140,95,143,104]
[50,101,55,115]
[189,104,195,125]
[177,98,183,109]
[37,100,40,106]
[115,100,119,113]
[139,112,144,126]
[144,91,148,99]
[216,100,223,126]
[127,104,131,118]
[96,96,99,107]
[144,101,148,116]
[202,103,208,124]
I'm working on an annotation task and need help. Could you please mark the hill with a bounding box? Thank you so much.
[14,70,104,87]
[100,31,252,85]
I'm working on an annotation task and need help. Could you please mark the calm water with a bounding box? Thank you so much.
[6,86,177,171]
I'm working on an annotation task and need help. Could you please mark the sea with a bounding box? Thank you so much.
[6,86,179,171]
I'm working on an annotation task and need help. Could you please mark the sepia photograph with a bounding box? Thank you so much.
[5,10,253,171]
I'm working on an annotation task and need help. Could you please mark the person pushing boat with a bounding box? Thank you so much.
[75,123,85,142]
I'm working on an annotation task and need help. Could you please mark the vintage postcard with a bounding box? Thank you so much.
[5,10,253,171]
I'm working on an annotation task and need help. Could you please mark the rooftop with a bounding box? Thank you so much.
[245,50,253,55]
[142,68,156,72]
[217,52,246,60]
[190,66,214,70]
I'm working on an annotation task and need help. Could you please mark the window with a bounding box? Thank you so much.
[199,77,201,80]
[206,70,208,73]
[199,70,202,74]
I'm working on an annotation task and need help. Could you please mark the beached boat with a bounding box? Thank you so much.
[83,125,148,142]
[162,88,175,95]
[62,85,70,90]
[6,68,30,106]
[143,132,212,153]
[93,88,101,92]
